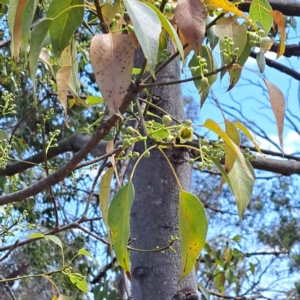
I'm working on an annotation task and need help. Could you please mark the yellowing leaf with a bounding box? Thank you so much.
[203,119,253,180]
[174,0,207,55]
[271,10,286,58]
[263,79,285,150]
[235,122,263,155]
[124,0,161,76]
[224,120,240,174]
[52,296,58,300]
[56,66,72,126]
[228,158,255,218]
[108,182,135,278]
[101,3,122,30]
[249,0,273,33]
[204,0,252,26]
[179,190,208,279]
[99,167,114,233]
[90,33,135,113]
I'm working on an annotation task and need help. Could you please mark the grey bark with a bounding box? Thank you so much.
[130,44,198,299]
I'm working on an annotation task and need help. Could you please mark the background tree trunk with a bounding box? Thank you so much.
[130,44,198,299]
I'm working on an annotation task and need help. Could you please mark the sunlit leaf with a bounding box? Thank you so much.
[29,233,44,239]
[174,0,207,55]
[204,0,253,25]
[68,273,88,293]
[224,119,240,174]
[78,249,97,261]
[145,3,184,62]
[99,167,114,233]
[179,190,208,279]
[249,0,273,33]
[44,235,63,249]
[90,33,135,113]
[235,122,263,155]
[271,10,286,58]
[108,182,135,277]
[47,0,84,57]
[228,158,255,218]
[124,0,161,76]
[203,119,253,180]
[263,79,285,150]
[86,95,103,106]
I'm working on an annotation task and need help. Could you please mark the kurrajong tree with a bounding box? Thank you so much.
[0,0,300,299]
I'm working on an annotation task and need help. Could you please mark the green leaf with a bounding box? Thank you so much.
[0,0,9,4]
[198,284,211,300]
[256,49,266,73]
[179,190,208,279]
[228,34,252,91]
[99,167,114,232]
[206,16,219,51]
[203,119,253,180]
[147,121,170,141]
[44,235,63,248]
[228,158,255,218]
[108,182,135,276]
[47,0,84,57]
[86,95,103,106]
[21,0,38,45]
[249,0,273,33]
[124,0,161,77]
[68,273,88,293]
[0,130,7,140]
[145,3,184,62]
[78,249,97,261]
[225,269,234,284]
[249,262,255,275]
[210,157,233,192]
[29,233,44,239]
[29,18,52,100]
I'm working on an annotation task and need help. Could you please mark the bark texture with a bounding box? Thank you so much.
[130,46,197,299]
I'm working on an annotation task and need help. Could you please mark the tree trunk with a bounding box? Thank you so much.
[131,44,198,299]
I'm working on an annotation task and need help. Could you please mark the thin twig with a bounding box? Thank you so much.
[94,0,109,33]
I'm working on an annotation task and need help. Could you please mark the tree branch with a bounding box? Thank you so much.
[270,43,300,58]
[0,85,137,205]
[250,51,300,81]
[237,0,300,16]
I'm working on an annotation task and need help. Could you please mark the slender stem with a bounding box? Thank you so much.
[129,144,157,181]
[157,147,182,190]
[140,58,237,89]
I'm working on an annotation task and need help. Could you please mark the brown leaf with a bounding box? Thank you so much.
[271,10,286,59]
[90,33,135,113]
[56,66,72,127]
[39,48,51,68]
[263,79,285,151]
[12,0,29,61]
[174,0,207,55]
